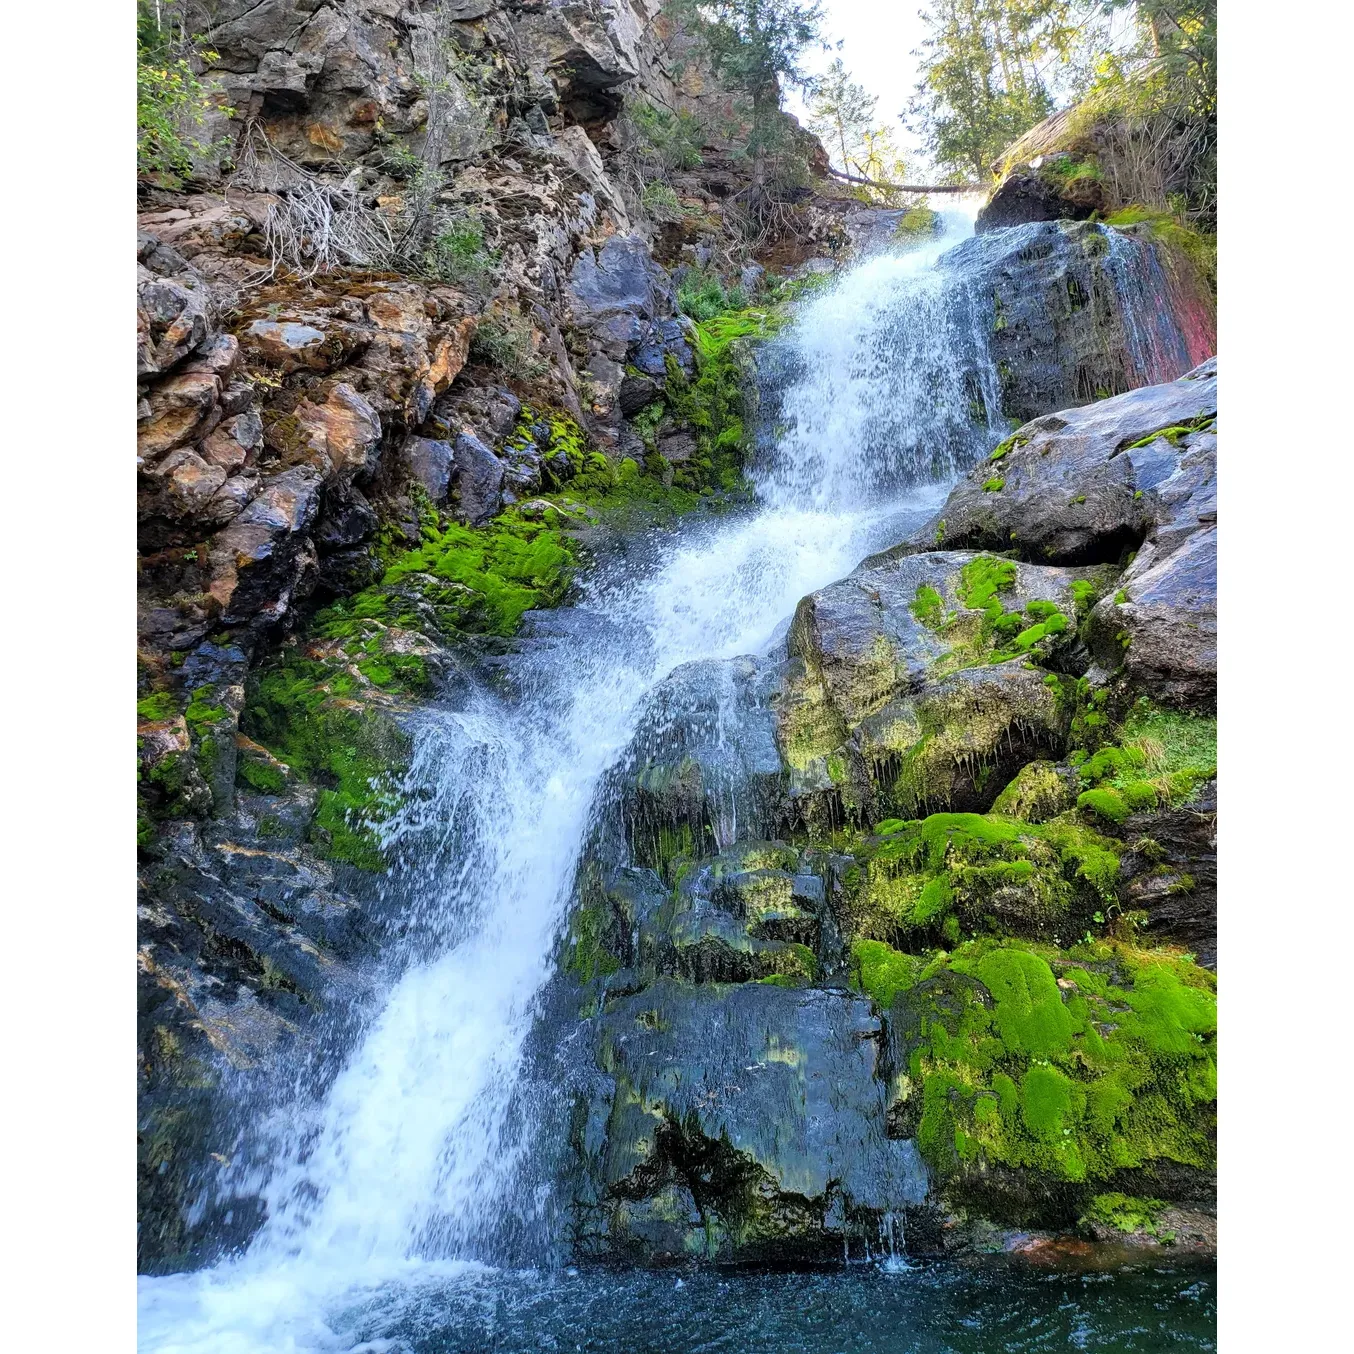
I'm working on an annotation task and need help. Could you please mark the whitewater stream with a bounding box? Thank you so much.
[138,209,1214,1353]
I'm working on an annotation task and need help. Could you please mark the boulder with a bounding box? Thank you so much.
[774,550,1105,826]
[138,271,212,379]
[450,432,504,525]
[939,221,1209,422]
[568,234,672,358]
[576,980,928,1265]
[930,359,1217,565]
[399,436,454,502]
[242,319,354,373]
[1089,525,1217,710]
[270,382,383,482]
[612,656,788,874]
[976,157,1104,234]
[314,479,379,551]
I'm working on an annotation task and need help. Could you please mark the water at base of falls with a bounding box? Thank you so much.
[140,1259,1217,1354]
[137,210,1187,1352]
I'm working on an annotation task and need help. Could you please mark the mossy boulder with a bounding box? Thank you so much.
[612,656,788,875]
[990,761,1079,822]
[772,550,1107,830]
[874,937,1216,1227]
[848,810,1121,951]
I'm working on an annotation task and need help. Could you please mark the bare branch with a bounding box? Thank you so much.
[825,165,982,194]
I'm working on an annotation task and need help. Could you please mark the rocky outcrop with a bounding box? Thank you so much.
[932,357,1217,712]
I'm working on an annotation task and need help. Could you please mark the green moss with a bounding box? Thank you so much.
[1123,413,1216,452]
[184,686,227,732]
[894,205,941,239]
[1104,207,1217,292]
[950,556,1073,666]
[909,584,944,630]
[990,762,1072,823]
[1076,703,1216,820]
[764,942,818,987]
[899,937,1215,1190]
[661,306,781,495]
[989,432,1031,462]
[137,692,175,722]
[857,811,1121,943]
[958,555,1017,620]
[565,900,623,984]
[237,757,285,795]
[240,650,411,870]
[982,477,1005,493]
[1077,787,1130,823]
[1041,153,1103,186]
[1083,1192,1171,1238]
[852,938,924,1008]
[378,508,575,638]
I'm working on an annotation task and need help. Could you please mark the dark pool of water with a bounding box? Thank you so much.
[335,1260,1216,1354]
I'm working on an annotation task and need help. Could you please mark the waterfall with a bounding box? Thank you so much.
[137,207,1190,1350]
[754,220,1006,510]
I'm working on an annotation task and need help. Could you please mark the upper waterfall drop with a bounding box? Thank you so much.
[752,209,1005,512]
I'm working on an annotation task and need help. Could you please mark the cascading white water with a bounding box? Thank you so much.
[137,209,1000,1353]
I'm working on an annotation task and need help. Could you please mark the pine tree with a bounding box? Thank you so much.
[667,0,826,203]
[806,57,877,175]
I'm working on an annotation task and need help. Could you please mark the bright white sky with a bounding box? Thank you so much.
[783,1,934,168]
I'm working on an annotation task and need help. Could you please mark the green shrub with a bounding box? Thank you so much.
[424,217,499,290]
[640,180,688,220]
[136,4,231,177]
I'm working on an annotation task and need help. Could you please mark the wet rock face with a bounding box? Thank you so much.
[574,980,927,1265]
[137,780,379,1272]
[940,221,1204,422]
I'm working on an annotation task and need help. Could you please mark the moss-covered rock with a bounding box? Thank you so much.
[990,761,1079,822]
[873,936,1215,1226]
[848,811,1120,950]
[773,550,1109,830]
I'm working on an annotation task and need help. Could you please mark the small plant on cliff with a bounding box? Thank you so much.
[424,216,499,291]
[640,180,691,222]
[677,269,748,323]
[629,98,705,172]
[469,309,547,378]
